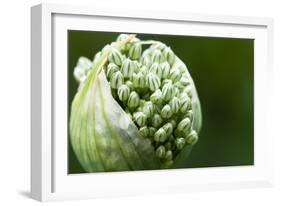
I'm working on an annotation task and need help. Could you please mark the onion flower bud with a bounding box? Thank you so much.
[161,104,173,119]
[169,67,182,83]
[151,42,166,51]
[128,91,140,108]
[140,56,152,68]
[132,72,146,88]
[180,95,192,113]
[121,58,136,78]
[161,62,171,79]
[163,47,175,65]
[154,128,167,142]
[150,62,163,79]
[169,97,180,113]
[108,47,123,66]
[146,72,161,91]
[106,63,119,79]
[69,34,202,172]
[177,118,192,133]
[128,43,142,60]
[117,84,130,102]
[110,71,124,89]
[142,101,154,118]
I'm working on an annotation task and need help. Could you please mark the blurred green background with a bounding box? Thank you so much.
[68,31,254,174]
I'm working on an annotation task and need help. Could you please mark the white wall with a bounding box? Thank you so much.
[0,0,280,205]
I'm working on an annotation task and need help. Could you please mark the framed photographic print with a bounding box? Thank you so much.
[31,3,274,201]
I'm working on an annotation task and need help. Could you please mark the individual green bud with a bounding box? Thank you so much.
[151,114,163,128]
[142,48,153,57]
[117,33,129,41]
[162,79,173,87]
[133,112,147,127]
[155,145,166,159]
[150,89,163,104]
[154,103,163,114]
[110,71,124,89]
[149,62,162,79]
[128,91,140,108]
[183,85,193,97]
[177,62,188,74]
[128,43,142,60]
[121,58,136,78]
[108,47,123,66]
[73,66,86,83]
[169,67,182,83]
[160,62,171,79]
[180,76,190,86]
[162,123,173,136]
[165,150,173,161]
[146,72,161,91]
[134,60,141,73]
[140,56,152,68]
[164,142,172,150]
[169,119,177,129]
[125,80,134,91]
[116,34,130,51]
[175,138,186,150]
[139,65,148,75]
[185,110,193,121]
[161,104,173,119]
[154,128,167,142]
[142,101,154,118]
[117,84,130,101]
[169,97,180,113]
[180,96,192,113]
[139,126,149,138]
[161,82,175,101]
[151,42,166,51]
[151,49,165,63]
[177,118,192,133]
[186,130,198,145]
[163,47,175,65]
[106,63,119,79]
[132,72,146,88]
[148,127,156,137]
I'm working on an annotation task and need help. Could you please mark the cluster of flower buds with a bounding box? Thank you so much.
[92,34,199,167]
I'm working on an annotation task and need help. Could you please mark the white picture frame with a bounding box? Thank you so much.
[31,3,274,202]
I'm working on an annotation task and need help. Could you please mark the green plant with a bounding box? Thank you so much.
[70,34,202,172]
